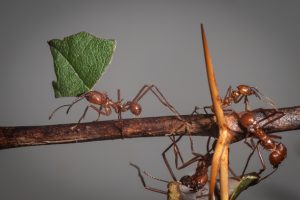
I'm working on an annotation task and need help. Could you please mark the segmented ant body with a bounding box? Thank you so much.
[230,136,284,200]
[162,135,235,192]
[130,163,210,200]
[178,152,211,192]
[222,85,261,110]
[49,84,184,124]
[238,109,287,169]
[203,84,275,113]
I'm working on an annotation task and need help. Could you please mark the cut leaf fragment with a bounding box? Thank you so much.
[48,32,116,97]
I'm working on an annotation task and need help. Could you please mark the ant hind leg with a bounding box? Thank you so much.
[130,163,168,195]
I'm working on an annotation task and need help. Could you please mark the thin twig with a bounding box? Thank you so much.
[0,107,299,150]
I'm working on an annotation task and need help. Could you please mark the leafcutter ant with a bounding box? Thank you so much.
[202,84,276,113]
[229,137,282,200]
[238,108,287,169]
[49,84,185,124]
[130,163,210,200]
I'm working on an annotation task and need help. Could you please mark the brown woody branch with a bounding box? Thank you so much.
[0,106,299,149]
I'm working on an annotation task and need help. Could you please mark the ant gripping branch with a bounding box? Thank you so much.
[130,163,210,200]
[238,109,287,170]
[229,137,284,200]
[162,134,237,193]
[202,84,276,113]
[162,135,214,191]
[49,84,185,124]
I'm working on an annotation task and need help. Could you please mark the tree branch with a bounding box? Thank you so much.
[0,106,299,150]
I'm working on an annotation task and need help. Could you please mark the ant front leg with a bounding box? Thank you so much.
[49,92,88,120]
[244,96,251,111]
[77,104,101,124]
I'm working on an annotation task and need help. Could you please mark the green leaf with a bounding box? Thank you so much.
[229,173,260,200]
[48,32,116,98]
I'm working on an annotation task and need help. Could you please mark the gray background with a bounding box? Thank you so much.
[0,0,300,199]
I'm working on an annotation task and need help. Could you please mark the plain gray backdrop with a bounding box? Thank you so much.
[0,0,300,199]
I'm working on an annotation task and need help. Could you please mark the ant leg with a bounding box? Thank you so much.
[132,84,186,123]
[256,145,267,175]
[227,146,238,177]
[259,167,278,183]
[130,163,168,195]
[77,104,101,124]
[151,85,186,121]
[203,106,212,114]
[224,86,232,98]
[191,106,203,115]
[48,92,88,119]
[229,166,238,177]
[162,135,183,181]
[269,134,282,140]
[233,94,244,104]
[187,135,202,157]
[243,139,266,177]
[206,136,217,153]
[172,131,206,170]
[244,96,251,111]
[117,89,124,139]
[66,92,89,114]
[255,108,285,129]
[242,138,260,176]
[163,134,203,179]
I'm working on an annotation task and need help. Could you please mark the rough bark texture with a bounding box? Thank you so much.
[0,106,299,149]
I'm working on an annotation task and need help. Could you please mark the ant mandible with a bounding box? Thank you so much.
[49,84,185,124]
[238,108,287,169]
[203,84,276,113]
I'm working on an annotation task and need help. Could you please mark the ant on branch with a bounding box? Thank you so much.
[162,135,214,192]
[238,108,287,170]
[202,84,276,113]
[130,134,215,198]
[49,84,185,124]
[229,131,286,200]
[131,135,237,199]
[130,161,211,200]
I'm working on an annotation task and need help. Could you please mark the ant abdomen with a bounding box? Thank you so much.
[129,101,142,116]
[269,143,287,168]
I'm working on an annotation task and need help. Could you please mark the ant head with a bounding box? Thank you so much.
[193,174,208,190]
[180,175,192,188]
[231,90,239,98]
[237,85,253,95]
[269,143,287,168]
[129,101,142,116]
